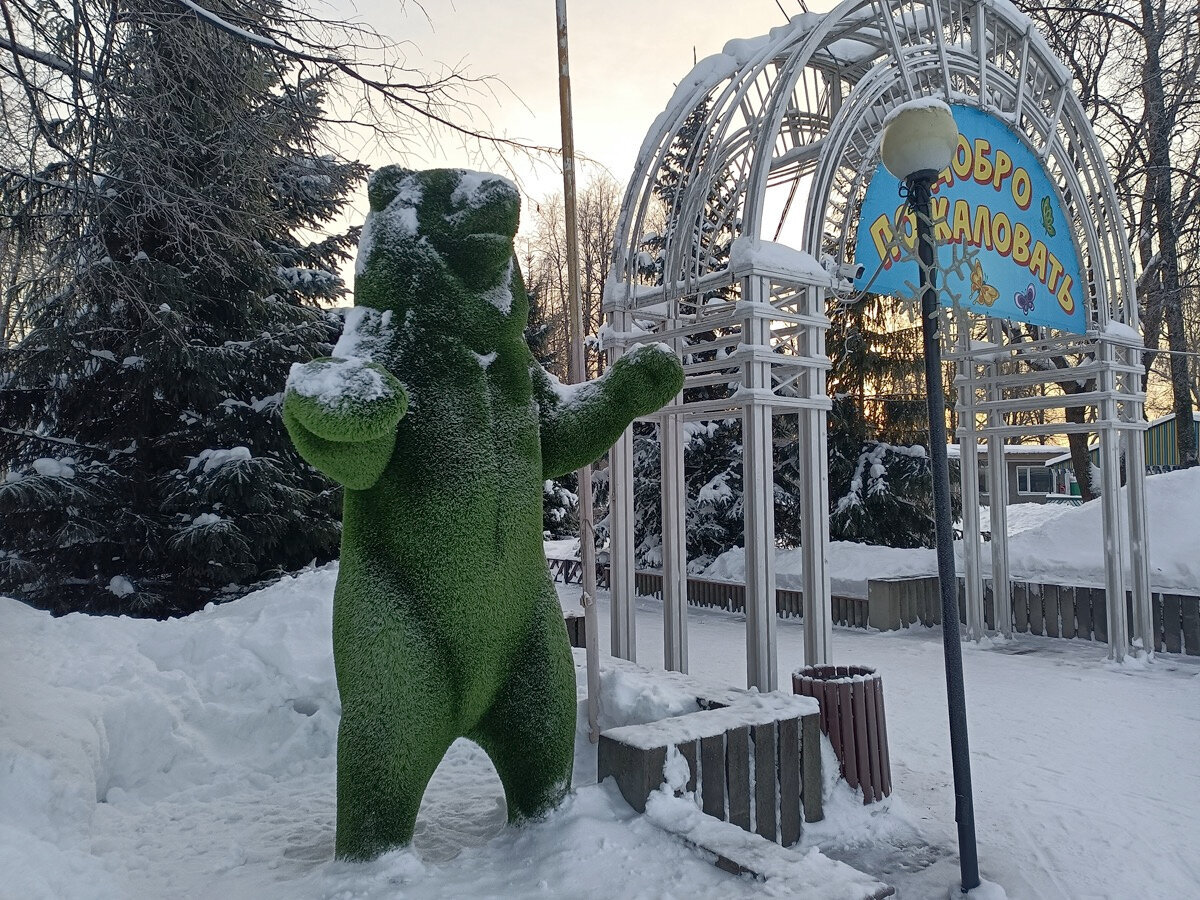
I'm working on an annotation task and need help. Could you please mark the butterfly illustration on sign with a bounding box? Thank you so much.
[1041,196,1056,237]
[1015,284,1036,315]
[970,260,1000,307]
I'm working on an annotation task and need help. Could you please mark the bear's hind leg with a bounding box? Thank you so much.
[468,593,576,824]
[333,608,458,861]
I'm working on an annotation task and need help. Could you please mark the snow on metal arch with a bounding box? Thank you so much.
[610,0,1136,331]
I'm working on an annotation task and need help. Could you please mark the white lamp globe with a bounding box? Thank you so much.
[880,99,958,180]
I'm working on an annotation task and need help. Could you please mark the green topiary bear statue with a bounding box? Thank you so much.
[282,167,684,861]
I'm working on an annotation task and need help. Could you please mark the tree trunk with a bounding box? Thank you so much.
[1057,378,1096,501]
[1141,0,1198,466]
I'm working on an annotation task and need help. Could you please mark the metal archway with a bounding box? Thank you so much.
[604,0,1150,687]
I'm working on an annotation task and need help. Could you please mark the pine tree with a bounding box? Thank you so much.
[820,294,959,546]
[0,3,362,615]
[632,97,747,569]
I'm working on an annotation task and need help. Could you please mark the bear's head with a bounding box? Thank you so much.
[354,167,527,342]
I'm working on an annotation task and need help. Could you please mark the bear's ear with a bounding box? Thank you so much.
[368,166,418,213]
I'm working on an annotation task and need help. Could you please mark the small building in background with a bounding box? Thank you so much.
[1044,412,1200,504]
[949,443,1064,506]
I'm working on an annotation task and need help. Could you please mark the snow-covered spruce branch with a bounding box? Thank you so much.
[835,442,927,515]
[0,427,137,457]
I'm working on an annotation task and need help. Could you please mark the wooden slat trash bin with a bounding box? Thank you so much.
[793,665,892,804]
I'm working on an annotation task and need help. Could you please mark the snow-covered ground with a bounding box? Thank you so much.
[702,469,1200,596]
[3,562,1198,899]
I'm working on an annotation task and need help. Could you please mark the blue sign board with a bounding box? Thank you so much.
[854,104,1087,334]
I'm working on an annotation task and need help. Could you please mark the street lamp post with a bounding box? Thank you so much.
[881,100,981,894]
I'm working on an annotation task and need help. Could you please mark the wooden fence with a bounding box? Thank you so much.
[550,555,1200,656]
[867,576,1200,656]
[548,557,868,627]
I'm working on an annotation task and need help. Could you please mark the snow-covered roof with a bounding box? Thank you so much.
[946,443,1068,461]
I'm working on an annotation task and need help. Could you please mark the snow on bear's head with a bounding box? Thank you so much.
[364,167,519,292]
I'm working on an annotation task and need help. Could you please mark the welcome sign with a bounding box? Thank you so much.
[854,104,1087,334]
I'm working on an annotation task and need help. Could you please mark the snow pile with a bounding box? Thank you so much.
[881,95,953,126]
[961,880,1009,899]
[543,537,579,559]
[593,662,701,728]
[0,568,876,899]
[355,176,421,277]
[703,542,937,600]
[331,306,394,361]
[644,784,887,899]
[186,446,251,474]
[880,97,957,179]
[30,457,76,478]
[701,468,1200,595]
[0,567,341,899]
[1101,319,1141,344]
[1004,466,1200,591]
[558,586,1200,899]
[999,501,1070,536]
[4,554,1198,898]
[450,170,517,210]
[106,576,135,598]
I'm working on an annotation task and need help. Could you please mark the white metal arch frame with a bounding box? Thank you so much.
[605,0,1150,686]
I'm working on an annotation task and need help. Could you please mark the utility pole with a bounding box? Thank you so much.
[555,0,601,742]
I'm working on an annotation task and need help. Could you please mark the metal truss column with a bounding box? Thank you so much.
[742,276,778,691]
[608,308,637,662]
[660,397,688,672]
[955,318,985,640]
[1124,377,1153,654]
[798,285,832,665]
[1097,342,1129,661]
[985,323,1011,637]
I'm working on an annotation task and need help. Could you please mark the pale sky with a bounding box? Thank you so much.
[333,0,837,225]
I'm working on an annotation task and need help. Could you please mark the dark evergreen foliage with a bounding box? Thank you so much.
[629,97,748,568]
[526,270,579,539]
[0,3,363,615]
[824,396,962,548]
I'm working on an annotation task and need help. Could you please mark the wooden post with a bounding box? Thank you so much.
[555,0,602,739]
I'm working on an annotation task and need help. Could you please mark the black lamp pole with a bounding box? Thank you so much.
[907,170,981,894]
